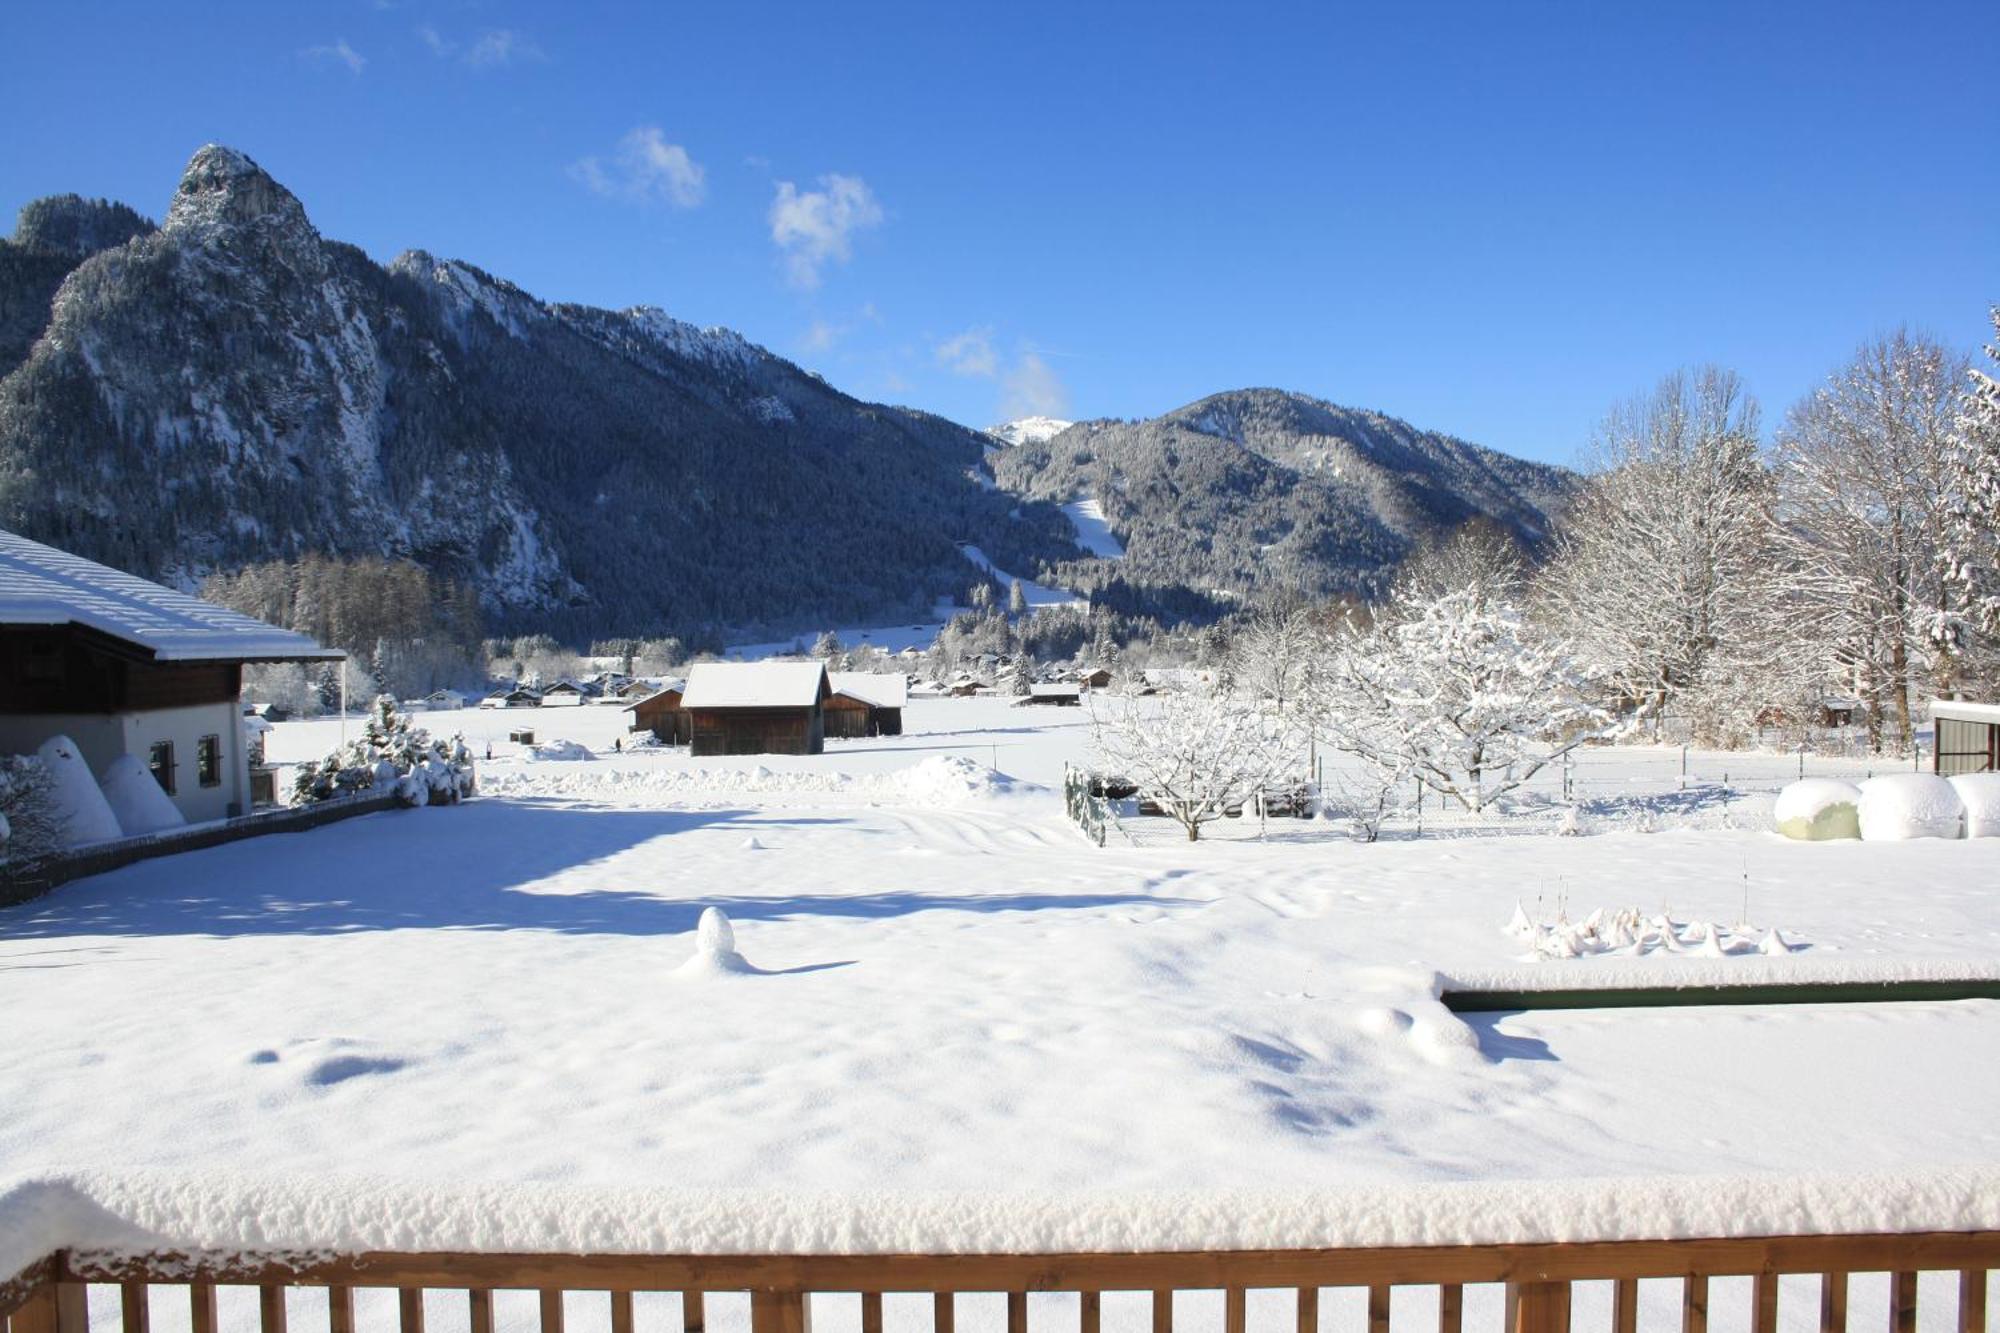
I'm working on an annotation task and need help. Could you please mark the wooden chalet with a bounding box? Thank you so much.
[1023,682,1083,707]
[540,678,599,708]
[1934,700,2000,776]
[480,685,542,709]
[0,529,341,827]
[826,672,908,739]
[1075,667,1114,690]
[681,662,831,756]
[625,681,689,745]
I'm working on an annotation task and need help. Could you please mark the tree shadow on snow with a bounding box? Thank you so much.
[0,802,1196,941]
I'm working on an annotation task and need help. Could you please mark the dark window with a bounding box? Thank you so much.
[148,740,176,795]
[197,734,222,787]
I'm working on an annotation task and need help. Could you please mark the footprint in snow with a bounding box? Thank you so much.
[246,1037,415,1088]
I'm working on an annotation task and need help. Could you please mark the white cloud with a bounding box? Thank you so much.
[769,174,883,290]
[416,25,453,58]
[465,29,543,68]
[303,38,366,75]
[1001,350,1071,420]
[935,327,999,379]
[571,127,706,209]
[801,320,843,353]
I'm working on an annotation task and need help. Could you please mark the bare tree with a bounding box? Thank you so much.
[1774,330,1971,749]
[1229,603,1322,719]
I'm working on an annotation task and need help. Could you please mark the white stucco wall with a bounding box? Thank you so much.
[0,701,249,828]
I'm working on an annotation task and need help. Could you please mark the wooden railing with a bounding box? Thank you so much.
[2,1236,1994,1333]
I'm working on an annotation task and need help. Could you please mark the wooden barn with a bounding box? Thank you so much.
[1023,682,1082,707]
[1934,700,2000,776]
[826,672,908,739]
[1075,667,1114,690]
[682,662,831,756]
[625,680,689,745]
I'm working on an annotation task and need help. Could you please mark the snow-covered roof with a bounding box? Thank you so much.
[0,529,342,663]
[1031,682,1081,697]
[1933,700,2000,725]
[681,661,829,710]
[621,679,687,711]
[829,671,908,710]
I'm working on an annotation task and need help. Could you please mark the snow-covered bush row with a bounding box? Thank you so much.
[1505,902,1798,961]
[293,697,474,808]
[1773,773,2000,840]
[479,755,1013,808]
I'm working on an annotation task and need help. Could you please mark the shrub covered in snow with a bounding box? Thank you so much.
[98,755,187,838]
[525,739,595,762]
[293,696,475,807]
[1855,773,1964,841]
[36,735,123,846]
[1773,779,1862,841]
[0,754,62,871]
[1947,773,2000,838]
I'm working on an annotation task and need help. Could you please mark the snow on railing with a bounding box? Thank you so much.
[3,1234,1997,1333]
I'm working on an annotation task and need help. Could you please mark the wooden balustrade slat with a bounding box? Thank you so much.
[1081,1292,1101,1333]
[750,1291,809,1333]
[1227,1288,1247,1333]
[119,1282,148,1333]
[1754,1274,1779,1333]
[1891,1273,1918,1333]
[1511,1281,1571,1333]
[540,1290,564,1333]
[1368,1286,1389,1333]
[190,1284,217,1333]
[54,1286,85,1333]
[1152,1290,1170,1333]
[260,1286,289,1333]
[1683,1275,1709,1333]
[1437,1284,1460,1333]
[1297,1286,1320,1333]
[1820,1273,1848,1333]
[933,1292,953,1333]
[685,1291,707,1333]
[1961,1270,1988,1333]
[610,1291,634,1333]
[862,1293,883,1333]
[399,1288,424,1333]
[1007,1291,1026,1333]
[327,1286,353,1333]
[1612,1280,1636,1333]
[467,1290,492,1333]
[12,1283,57,1333]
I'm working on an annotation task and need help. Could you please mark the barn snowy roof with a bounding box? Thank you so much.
[681,661,829,710]
[829,671,908,710]
[0,529,342,663]
[1933,699,2000,725]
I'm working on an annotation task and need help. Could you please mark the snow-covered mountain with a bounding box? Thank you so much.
[987,416,1074,447]
[0,146,1078,642]
[988,388,1574,612]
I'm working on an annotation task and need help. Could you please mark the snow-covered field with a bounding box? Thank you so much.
[4,700,1999,1330]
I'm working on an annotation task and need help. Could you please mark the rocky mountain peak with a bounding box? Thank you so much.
[164,144,314,242]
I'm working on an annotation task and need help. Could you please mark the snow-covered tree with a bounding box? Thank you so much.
[1774,330,1971,747]
[1091,684,1300,841]
[0,755,62,877]
[1538,368,1806,740]
[1008,578,1029,617]
[1941,308,2000,682]
[293,696,475,806]
[1311,586,1605,814]
[1229,603,1322,719]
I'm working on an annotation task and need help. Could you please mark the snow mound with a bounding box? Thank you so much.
[893,755,1013,807]
[525,739,595,762]
[96,755,186,838]
[35,736,123,847]
[676,908,755,979]
[1773,779,1862,841]
[1856,773,1964,841]
[1948,772,2000,838]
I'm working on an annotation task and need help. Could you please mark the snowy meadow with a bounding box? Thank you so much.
[4,696,1999,1333]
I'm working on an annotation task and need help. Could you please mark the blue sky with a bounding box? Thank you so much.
[2,2,1995,465]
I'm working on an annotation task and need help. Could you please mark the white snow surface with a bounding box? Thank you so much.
[1856,773,1965,841]
[97,755,186,837]
[986,416,1074,447]
[6,701,2000,1274]
[1772,779,1860,826]
[1062,497,1126,559]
